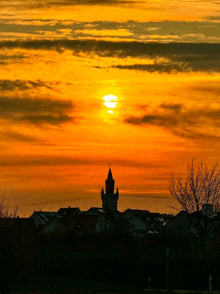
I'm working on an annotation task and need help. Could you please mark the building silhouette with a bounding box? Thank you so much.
[101,168,119,212]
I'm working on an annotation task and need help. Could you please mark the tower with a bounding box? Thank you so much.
[101,168,119,212]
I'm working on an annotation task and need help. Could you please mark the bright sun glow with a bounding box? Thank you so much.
[103,94,118,109]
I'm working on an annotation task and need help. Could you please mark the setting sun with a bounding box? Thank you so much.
[103,94,118,109]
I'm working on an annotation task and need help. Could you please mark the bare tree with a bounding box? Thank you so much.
[169,160,220,215]
[169,161,220,275]
[0,196,18,218]
[168,160,220,285]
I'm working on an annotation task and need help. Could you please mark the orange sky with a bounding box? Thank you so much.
[1,0,220,216]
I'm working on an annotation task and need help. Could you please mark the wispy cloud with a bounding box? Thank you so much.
[125,103,220,141]
[0,129,40,142]
[190,81,220,96]
[0,0,135,10]
[0,154,165,168]
[1,19,220,44]
[0,79,51,91]
[0,97,74,125]
[0,39,219,56]
[0,53,27,65]
[1,39,219,73]
[111,63,191,74]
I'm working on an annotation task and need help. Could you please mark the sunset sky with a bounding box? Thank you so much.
[1,0,220,216]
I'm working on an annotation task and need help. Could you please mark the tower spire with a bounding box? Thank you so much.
[107,167,113,180]
[101,168,119,211]
[106,168,114,194]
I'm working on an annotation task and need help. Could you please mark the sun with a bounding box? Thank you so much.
[100,93,119,122]
[103,94,118,109]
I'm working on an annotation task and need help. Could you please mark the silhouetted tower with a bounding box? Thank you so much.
[101,168,119,211]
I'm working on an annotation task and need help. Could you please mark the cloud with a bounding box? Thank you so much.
[1,39,219,72]
[18,196,94,209]
[171,129,220,141]
[0,97,74,125]
[0,130,40,142]
[49,0,136,7]
[160,103,182,111]
[0,79,51,92]
[126,113,180,127]
[2,19,220,44]
[111,63,191,73]
[120,193,172,199]
[16,114,73,125]
[191,82,220,96]
[0,39,219,57]
[0,154,164,168]
[2,0,134,9]
[125,103,220,141]
[0,54,27,65]
[208,16,220,21]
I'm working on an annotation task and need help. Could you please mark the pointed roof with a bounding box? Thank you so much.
[107,168,113,180]
[57,207,81,217]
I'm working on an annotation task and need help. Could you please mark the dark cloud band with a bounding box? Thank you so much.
[0,96,74,125]
[0,79,51,92]
[0,39,219,55]
[111,63,192,73]
[0,154,163,168]
[1,39,219,72]
[125,103,220,141]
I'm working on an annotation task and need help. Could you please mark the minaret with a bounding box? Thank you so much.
[101,168,119,212]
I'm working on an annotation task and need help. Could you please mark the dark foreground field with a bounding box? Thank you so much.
[10,274,220,294]
[11,275,144,293]
[3,230,220,293]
